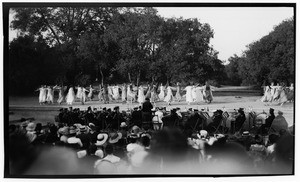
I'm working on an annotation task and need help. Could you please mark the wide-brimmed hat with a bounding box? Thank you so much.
[26,122,36,132]
[238,108,244,113]
[58,126,69,135]
[242,131,250,137]
[21,120,30,128]
[199,130,208,138]
[95,133,109,146]
[131,125,141,135]
[108,132,122,144]
[79,125,87,133]
[69,126,77,135]
[120,122,127,128]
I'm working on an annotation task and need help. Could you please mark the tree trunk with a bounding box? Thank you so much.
[128,73,132,83]
[136,70,141,86]
[99,68,104,87]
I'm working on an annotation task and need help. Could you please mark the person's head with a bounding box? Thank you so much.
[269,108,275,114]
[145,98,150,102]
[278,111,284,116]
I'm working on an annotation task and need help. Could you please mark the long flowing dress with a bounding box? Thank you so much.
[137,86,145,104]
[277,87,288,105]
[150,85,159,103]
[145,86,151,99]
[98,85,104,101]
[57,86,65,104]
[185,86,193,103]
[66,87,75,105]
[121,85,127,102]
[194,86,203,102]
[261,86,272,102]
[87,87,94,100]
[127,85,136,103]
[158,85,165,101]
[202,85,213,103]
[46,87,54,103]
[287,85,294,102]
[38,87,47,104]
[112,86,120,100]
[175,85,182,102]
[192,86,197,102]
[81,87,88,103]
[164,86,174,103]
[108,86,114,101]
[76,87,82,99]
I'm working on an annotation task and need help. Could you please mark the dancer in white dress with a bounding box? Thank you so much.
[150,84,159,104]
[175,82,182,102]
[261,85,272,102]
[137,85,145,104]
[164,85,175,105]
[184,85,193,105]
[36,85,47,105]
[107,85,114,102]
[46,86,54,104]
[81,87,88,105]
[87,85,95,101]
[194,85,204,103]
[121,84,127,102]
[158,83,165,101]
[112,85,120,102]
[66,86,76,105]
[191,85,198,102]
[202,81,214,103]
[127,84,136,104]
[287,83,294,102]
[54,85,65,104]
[76,85,82,100]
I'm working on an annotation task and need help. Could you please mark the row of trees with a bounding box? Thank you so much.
[9,7,226,94]
[225,17,294,86]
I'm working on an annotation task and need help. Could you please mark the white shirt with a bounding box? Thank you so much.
[153,110,164,123]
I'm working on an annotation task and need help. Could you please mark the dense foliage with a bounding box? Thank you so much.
[225,18,294,86]
[9,7,225,94]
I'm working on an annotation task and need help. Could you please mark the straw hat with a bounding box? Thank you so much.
[26,122,36,132]
[95,133,109,146]
[108,132,122,144]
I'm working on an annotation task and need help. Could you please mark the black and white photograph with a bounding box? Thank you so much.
[2,1,296,179]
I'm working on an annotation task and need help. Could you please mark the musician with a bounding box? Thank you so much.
[141,97,154,129]
[231,108,246,133]
[260,108,275,134]
[111,106,125,130]
[206,110,223,134]
[131,106,143,128]
[162,109,181,128]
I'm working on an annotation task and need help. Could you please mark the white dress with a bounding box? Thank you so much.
[194,86,203,102]
[112,86,120,100]
[66,87,75,105]
[46,87,54,103]
[81,88,87,103]
[158,85,165,101]
[192,86,197,102]
[76,87,83,99]
[88,87,94,99]
[164,86,174,102]
[185,86,193,103]
[38,87,47,103]
[121,85,127,102]
[137,86,145,104]
[57,86,65,104]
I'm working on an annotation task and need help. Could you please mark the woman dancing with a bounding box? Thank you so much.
[66,86,76,105]
[36,85,47,105]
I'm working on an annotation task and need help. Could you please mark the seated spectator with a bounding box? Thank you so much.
[76,125,91,150]
[152,107,164,130]
[131,107,143,128]
[66,126,83,150]
[270,111,288,134]
[231,108,246,133]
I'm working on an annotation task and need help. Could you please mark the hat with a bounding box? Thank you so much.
[278,110,283,115]
[95,149,104,158]
[79,126,87,133]
[242,131,250,137]
[270,108,274,112]
[95,133,109,146]
[188,108,193,111]
[114,106,119,110]
[238,108,244,113]
[131,125,141,135]
[108,132,122,144]
[26,122,36,132]
[199,130,208,138]
[21,120,30,128]
[120,122,127,128]
[141,132,151,140]
[58,126,69,135]
[88,123,95,128]
[69,126,77,135]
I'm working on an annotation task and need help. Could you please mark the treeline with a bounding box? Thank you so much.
[225,17,294,86]
[9,7,226,95]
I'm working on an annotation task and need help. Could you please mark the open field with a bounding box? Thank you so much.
[8,92,294,127]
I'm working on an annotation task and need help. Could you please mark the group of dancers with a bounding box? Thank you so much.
[261,82,294,106]
[36,81,215,106]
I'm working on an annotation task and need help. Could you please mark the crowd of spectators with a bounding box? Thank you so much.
[8,103,294,175]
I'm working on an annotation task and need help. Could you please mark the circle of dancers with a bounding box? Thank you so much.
[35,81,216,106]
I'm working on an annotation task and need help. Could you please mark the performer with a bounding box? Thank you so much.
[76,85,82,100]
[164,85,176,106]
[87,85,95,101]
[107,85,114,102]
[46,86,54,104]
[103,84,109,104]
[287,83,294,102]
[184,85,193,105]
[137,85,145,105]
[158,83,165,101]
[66,86,76,105]
[191,84,198,102]
[145,84,152,99]
[81,86,89,105]
[202,81,214,103]
[121,83,127,103]
[98,84,104,102]
[127,84,136,104]
[175,82,182,102]
[36,85,47,105]
[150,84,159,104]
[261,85,272,103]
[54,85,65,104]
[194,85,204,103]
[112,85,120,102]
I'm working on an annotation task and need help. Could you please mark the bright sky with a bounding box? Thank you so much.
[156,7,293,61]
[8,6,293,62]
